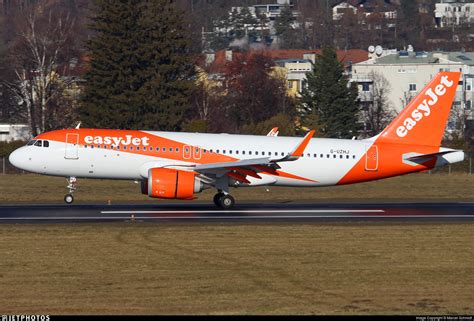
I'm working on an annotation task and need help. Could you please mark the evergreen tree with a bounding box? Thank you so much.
[134,0,195,130]
[80,0,194,130]
[299,47,360,138]
[274,5,303,49]
[274,5,294,36]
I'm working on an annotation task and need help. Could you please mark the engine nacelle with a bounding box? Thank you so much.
[146,168,203,200]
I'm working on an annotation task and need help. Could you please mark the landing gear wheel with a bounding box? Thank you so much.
[65,177,77,204]
[64,194,74,204]
[218,194,235,209]
[213,192,224,206]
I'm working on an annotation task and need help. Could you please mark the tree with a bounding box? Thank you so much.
[2,7,76,136]
[80,0,195,131]
[274,5,303,49]
[299,46,360,138]
[362,72,394,137]
[214,52,295,133]
[396,0,422,48]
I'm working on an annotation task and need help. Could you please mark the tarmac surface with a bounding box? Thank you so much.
[0,202,473,223]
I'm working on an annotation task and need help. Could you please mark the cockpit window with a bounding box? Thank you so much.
[27,140,36,146]
[34,140,43,147]
[43,140,49,147]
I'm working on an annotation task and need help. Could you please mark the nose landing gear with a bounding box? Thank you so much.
[64,177,77,204]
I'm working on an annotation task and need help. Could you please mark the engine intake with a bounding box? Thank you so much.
[146,168,202,200]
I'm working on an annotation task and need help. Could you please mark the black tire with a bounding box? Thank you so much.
[64,194,74,204]
[213,193,224,206]
[218,194,235,209]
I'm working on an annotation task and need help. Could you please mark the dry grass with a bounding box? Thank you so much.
[0,223,472,315]
[0,173,473,204]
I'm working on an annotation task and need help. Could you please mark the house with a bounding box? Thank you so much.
[333,0,398,22]
[434,0,474,28]
[351,49,474,135]
[0,124,30,142]
[333,1,359,20]
[200,49,369,97]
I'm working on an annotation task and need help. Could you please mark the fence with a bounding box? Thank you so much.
[1,155,473,176]
[1,156,25,175]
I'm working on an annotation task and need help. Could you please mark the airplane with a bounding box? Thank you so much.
[9,72,464,209]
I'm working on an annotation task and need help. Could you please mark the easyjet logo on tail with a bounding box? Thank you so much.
[84,135,150,146]
[396,75,454,138]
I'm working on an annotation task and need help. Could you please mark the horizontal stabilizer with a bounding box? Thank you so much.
[403,150,462,167]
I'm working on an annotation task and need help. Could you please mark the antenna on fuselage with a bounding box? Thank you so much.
[75,122,81,129]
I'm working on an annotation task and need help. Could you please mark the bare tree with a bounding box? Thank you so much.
[363,71,395,137]
[192,66,223,121]
[400,90,416,110]
[444,102,469,146]
[3,7,76,136]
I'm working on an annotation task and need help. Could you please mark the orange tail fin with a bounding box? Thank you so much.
[377,72,461,147]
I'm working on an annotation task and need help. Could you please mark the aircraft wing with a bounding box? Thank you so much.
[193,130,315,184]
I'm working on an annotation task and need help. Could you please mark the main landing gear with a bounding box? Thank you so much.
[64,176,77,204]
[213,192,235,209]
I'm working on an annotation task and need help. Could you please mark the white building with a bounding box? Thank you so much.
[0,124,31,142]
[351,49,474,133]
[333,1,397,23]
[333,2,358,20]
[435,0,474,28]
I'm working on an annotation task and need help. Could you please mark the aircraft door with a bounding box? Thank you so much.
[365,145,378,171]
[65,133,79,159]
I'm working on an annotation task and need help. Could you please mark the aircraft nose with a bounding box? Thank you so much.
[9,147,26,170]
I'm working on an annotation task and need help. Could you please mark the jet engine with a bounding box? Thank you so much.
[143,168,203,200]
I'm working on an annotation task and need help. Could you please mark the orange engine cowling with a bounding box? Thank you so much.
[147,168,202,200]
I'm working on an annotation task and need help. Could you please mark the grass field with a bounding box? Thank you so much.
[0,173,473,315]
[0,223,472,315]
[0,172,473,204]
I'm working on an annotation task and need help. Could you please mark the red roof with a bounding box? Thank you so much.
[202,49,369,74]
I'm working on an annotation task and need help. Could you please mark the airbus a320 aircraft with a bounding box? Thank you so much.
[9,72,464,208]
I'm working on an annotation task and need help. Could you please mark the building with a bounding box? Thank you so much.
[201,49,369,97]
[0,124,30,142]
[435,0,474,28]
[333,1,358,20]
[351,49,474,134]
[333,0,398,23]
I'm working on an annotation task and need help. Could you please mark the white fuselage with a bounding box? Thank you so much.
[11,131,370,187]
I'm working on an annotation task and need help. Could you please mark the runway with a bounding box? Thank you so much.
[0,202,473,223]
